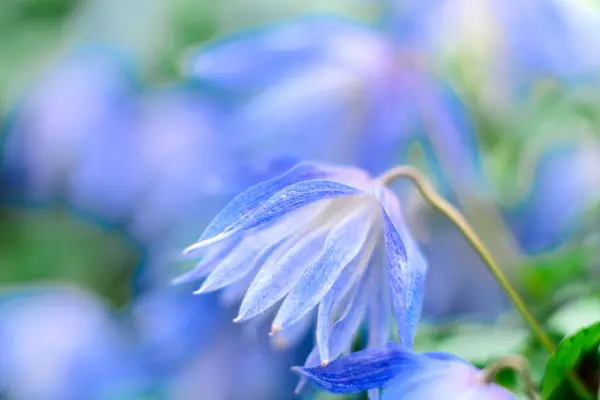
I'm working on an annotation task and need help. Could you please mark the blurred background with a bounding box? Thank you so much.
[0,0,599,399]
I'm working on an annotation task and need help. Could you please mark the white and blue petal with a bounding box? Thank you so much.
[272,197,381,330]
[178,163,425,371]
[185,163,361,251]
[376,187,427,347]
[295,345,515,399]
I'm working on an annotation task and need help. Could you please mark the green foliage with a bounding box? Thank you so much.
[549,298,600,337]
[520,244,595,311]
[541,321,600,400]
[416,323,529,367]
[0,205,141,307]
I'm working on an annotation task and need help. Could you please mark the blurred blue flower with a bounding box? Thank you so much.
[133,243,304,400]
[68,87,242,243]
[410,209,507,321]
[177,161,427,365]
[187,16,417,176]
[0,285,151,400]
[187,16,487,194]
[1,47,137,203]
[493,0,600,85]
[294,344,514,399]
[512,138,600,254]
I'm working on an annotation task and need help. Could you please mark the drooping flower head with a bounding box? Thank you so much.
[176,162,426,367]
[295,344,515,399]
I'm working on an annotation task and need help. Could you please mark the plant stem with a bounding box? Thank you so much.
[379,165,593,399]
[482,355,537,400]
[379,165,554,351]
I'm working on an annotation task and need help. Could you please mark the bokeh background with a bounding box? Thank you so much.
[1,0,600,399]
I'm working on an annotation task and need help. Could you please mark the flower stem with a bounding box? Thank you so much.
[379,166,553,351]
[482,355,537,400]
[379,165,591,399]
[379,165,593,399]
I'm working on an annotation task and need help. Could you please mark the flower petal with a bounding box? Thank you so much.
[195,237,279,294]
[188,177,359,253]
[316,237,377,363]
[381,353,515,400]
[272,200,378,330]
[302,267,371,385]
[191,162,331,248]
[271,309,314,350]
[377,187,426,347]
[293,344,424,394]
[173,238,242,285]
[187,17,388,90]
[241,179,360,232]
[367,248,392,349]
[235,226,329,322]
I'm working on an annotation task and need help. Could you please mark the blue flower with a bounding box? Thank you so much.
[511,138,600,254]
[186,16,418,176]
[68,87,241,243]
[413,209,507,321]
[134,244,306,400]
[493,0,600,84]
[294,344,515,399]
[186,16,487,194]
[0,285,152,399]
[1,46,136,203]
[176,161,427,365]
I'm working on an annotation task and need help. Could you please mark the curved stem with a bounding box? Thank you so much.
[482,355,537,400]
[379,165,593,399]
[379,165,555,352]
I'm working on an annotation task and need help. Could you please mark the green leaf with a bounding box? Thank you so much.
[421,324,529,366]
[520,244,594,305]
[0,206,141,307]
[549,298,600,337]
[541,321,600,400]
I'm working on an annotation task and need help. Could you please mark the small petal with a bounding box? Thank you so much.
[377,187,426,347]
[293,344,423,394]
[236,226,329,322]
[271,310,314,350]
[297,346,515,400]
[189,178,359,252]
[194,162,330,247]
[196,236,278,294]
[382,354,514,400]
[174,238,241,284]
[241,179,360,232]
[367,249,392,349]
[273,200,378,330]
[326,269,372,361]
[316,239,376,363]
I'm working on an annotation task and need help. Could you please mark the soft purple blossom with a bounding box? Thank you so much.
[176,162,426,368]
[294,344,515,399]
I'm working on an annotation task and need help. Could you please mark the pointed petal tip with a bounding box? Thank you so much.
[182,233,227,255]
[195,279,219,294]
[171,275,186,285]
[291,366,305,376]
[270,324,282,336]
[294,375,308,395]
[182,241,204,256]
[233,309,253,323]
